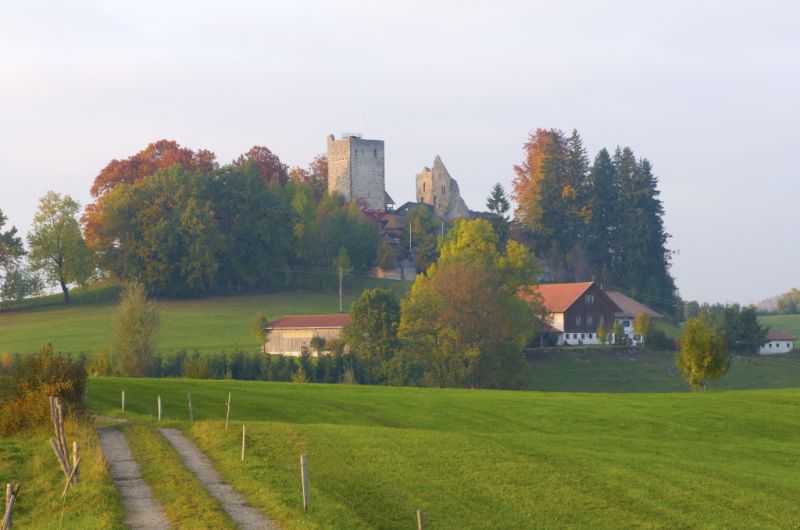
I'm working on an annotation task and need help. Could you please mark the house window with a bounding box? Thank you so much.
[588,315,594,325]
[581,333,585,339]
[575,316,582,326]
[585,295,594,305]
[623,320,631,328]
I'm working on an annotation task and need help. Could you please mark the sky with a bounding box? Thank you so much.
[1,0,797,304]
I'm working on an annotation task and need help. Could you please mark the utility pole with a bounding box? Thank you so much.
[338,266,343,312]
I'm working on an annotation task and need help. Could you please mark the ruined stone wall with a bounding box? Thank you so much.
[327,134,385,211]
[415,156,470,220]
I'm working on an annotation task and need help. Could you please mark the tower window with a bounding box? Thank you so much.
[373,149,377,157]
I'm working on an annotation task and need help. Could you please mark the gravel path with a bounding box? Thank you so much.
[98,428,170,530]
[159,428,279,530]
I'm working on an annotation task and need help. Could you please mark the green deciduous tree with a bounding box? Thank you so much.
[27,192,91,303]
[344,288,404,383]
[0,209,24,284]
[400,219,541,388]
[114,281,160,376]
[676,317,729,391]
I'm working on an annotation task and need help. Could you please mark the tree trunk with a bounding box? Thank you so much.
[60,277,70,304]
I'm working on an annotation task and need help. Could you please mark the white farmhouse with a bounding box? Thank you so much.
[605,290,663,345]
[759,330,795,354]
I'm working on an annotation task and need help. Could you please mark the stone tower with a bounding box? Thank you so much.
[326,134,386,211]
[415,156,470,220]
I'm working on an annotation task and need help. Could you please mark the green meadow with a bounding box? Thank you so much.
[85,377,800,529]
[0,279,411,356]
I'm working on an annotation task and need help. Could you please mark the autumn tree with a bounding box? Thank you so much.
[777,288,800,314]
[511,129,584,279]
[399,219,541,388]
[633,311,651,343]
[676,317,729,391]
[27,192,91,303]
[114,281,160,377]
[82,140,216,248]
[234,145,289,186]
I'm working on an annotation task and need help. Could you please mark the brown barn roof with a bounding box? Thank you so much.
[605,290,663,319]
[765,330,795,341]
[267,314,351,329]
[524,281,595,313]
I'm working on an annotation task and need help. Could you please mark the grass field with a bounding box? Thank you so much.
[525,349,800,392]
[0,279,411,356]
[85,377,800,529]
[0,418,125,529]
[761,314,800,338]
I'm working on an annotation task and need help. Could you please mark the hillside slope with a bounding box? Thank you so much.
[86,378,800,529]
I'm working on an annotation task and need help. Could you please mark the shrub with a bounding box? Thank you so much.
[0,344,86,436]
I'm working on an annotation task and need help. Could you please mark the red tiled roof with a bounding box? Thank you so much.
[523,281,595,313]
[765,330,795,341]
[605,290,662,319]
[267,314,351,329]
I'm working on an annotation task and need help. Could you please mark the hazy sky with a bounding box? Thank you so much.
[1,0,797,304]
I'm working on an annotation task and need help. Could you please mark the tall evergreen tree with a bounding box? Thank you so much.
[585,148,618,280]
[486,183,511,243]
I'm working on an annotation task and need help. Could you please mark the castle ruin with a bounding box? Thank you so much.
[327,134,386,211]
[415,156,470,221]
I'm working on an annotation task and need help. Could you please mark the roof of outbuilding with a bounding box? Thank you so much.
[605,290,663,319]
[267,314,351,329]
[765,330,795,341]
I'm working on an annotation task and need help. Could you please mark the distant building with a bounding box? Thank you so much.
[605,290,663,345]
[522,281,621,345]
[415,156,470,221]
[263,314,351,356]
[327,134,387,211]
[759,331,795,354]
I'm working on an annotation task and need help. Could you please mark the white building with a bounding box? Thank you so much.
[605,290,663,345]
[759,330,795,354]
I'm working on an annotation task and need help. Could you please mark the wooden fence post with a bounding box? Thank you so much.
[417,510,423,530]
[300,454,309,512]
[157,395,162,421]
[225,392,231,430]
[5,483,9,512]
[72,441,79,484]
[1,494,14,530]
[188,394,193,422]
[121,390,125,413]
[241,425,246,461]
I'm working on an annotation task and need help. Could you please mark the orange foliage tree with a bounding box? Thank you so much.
[82,140,217,247]
[233,146,289,186]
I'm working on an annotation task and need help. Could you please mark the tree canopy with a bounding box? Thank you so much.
[27,192,91,303]
[400,219,542,388]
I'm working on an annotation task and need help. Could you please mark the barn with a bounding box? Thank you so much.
[263,314,351,357]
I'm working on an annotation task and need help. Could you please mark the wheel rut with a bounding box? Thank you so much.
[98,428,170,530]
[159,428,279,530]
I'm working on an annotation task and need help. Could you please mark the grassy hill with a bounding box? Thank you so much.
[0,279,411,356]
[83,378,800,529]
[760,313,800,338]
